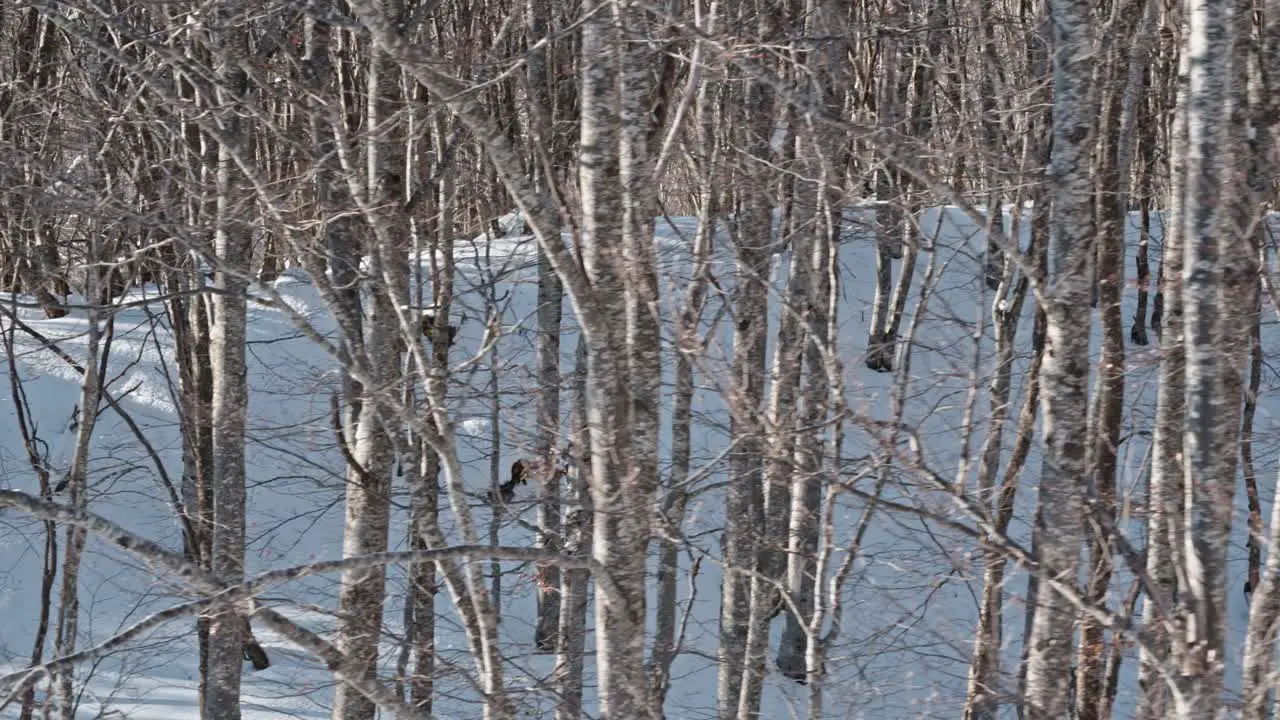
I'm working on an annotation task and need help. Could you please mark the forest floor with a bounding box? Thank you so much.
[0,207,1270,719]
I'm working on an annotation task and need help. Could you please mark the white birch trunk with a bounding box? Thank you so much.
[528,0,564,653]
[578,4,658,716]
[555,336,592,720]
[652,116,715,707]
[777,0,845,679]
[963,221,1037,720]
[777,204,833,681]
[51,241,105,720]
[329,279,399,720]
[1239,0,1280,712]
[1174,1,1242,714]
[203,31,252,720]
[1243,466,1280,719]
[331,34,404,720]
[716,65,773,720]
[1022,1,1094,717]
[1136,9,1190,716]
[738,223,807,720]
[1076,1,1143,710]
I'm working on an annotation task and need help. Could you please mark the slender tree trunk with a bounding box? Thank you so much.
[1077,2,1137,706]
[172,71,220,710]
[1132,196,1152,346]
[1238,11,1267,607]
[1174,0,1244,713]
[963,42,1049,704]
[9,334,57,720]
[1014,200,1052,718]
[720,220,771,720]
[778,0,845,670]
[652,91,716,706]
[407,436,438,713]
[576,4,660,716]
[331,261,401,720]
[716,14,773,717]
[528,0,565,653]
[777,187,836,681]
[1243,460,1280,720]
[735,69,801,720]
[203,26,252,720]
[167,245,218,710]
[1239,2,1280,711]
[804,165,849,712]
[404,99,453,717]
[739,198,807,720]
[314,22,365,449]
[191,289,217,710]
[1136,7,1189,716]
[1022,1,1094,717]
[554,336,592,720]
[866,31,900,374]
[614,2,663,713]
[487,325,504,619]
[1238,270,1267,720]
[51,242,106,720]
[331,25,411,717]
[1125,1,1158,347]
[1242,310,1263,599]
[963,209,1038,720]
[978,0,1005,292]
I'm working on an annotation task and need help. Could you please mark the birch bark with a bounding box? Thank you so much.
[331,24,405,719]
[554,337,592,720]
[1075,2,1143,710]
[578,4,659,715]
[51,242,105,720]
[1239,0,1280,712]
[1136,7,1189,717]
[1022,0,1094,717]
[716,21,773,716]
[778,0,845,677]
[1175,0,1242,714]
[203,23,252,720]
[528,0,565,654]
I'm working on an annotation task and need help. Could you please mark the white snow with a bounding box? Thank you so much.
[0,207,1272,719]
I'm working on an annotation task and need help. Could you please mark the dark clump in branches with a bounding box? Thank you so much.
[486,459,527,506]
[420,312,458,348]
[241,618,271,670]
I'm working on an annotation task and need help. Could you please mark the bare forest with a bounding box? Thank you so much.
[0,0,1278,719]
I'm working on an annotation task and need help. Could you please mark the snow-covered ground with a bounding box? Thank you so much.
[0,208,1275,718]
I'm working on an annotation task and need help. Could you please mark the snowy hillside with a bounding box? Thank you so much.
[1,207,1274,719]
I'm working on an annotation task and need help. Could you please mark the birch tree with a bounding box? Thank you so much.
[652,11,717,700]
[777,0,845,680]
[1136,8,1189,718]
[1174,0,1248,714]
[1240,0,1280,712]
[203,18,252,720]
[1172,0,1239,712]
[1022,0,1095,716]
[1075,2,1145,714]
[527,0,567,655]
[716,9,774,715]
[330,22,406,720]
[575,2,661,715]
[50,240,105,720]
[402,104,455,715]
